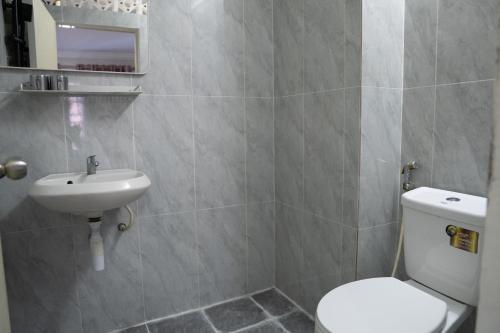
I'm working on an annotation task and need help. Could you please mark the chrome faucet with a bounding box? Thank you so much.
[86,155,99,175]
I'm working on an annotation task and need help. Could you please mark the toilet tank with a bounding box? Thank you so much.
[401,187,487,306]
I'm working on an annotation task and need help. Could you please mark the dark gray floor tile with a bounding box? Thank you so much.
[147,312,215,333]
[239,321,286,333]
[279,312,315,333]
[204,298,267,332]
[251,289,296,317]
[118,324,149,333]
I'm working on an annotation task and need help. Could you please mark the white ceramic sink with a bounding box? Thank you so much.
[29,169,151,217]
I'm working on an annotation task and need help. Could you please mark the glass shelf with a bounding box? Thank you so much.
[18,84,143,96]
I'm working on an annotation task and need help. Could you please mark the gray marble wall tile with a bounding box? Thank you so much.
[192,0,244,97]
[362,0,404,88]
[133,0,191,95]
[300,273,340,315]
[64,96,134,172]
[436,0,497,84]
[357,223,397,279]
[275,202,303,304]
[404,0,437,88]
[301,213,341,281]
[361,87,402,165]
[401,87,435,188]
[304,91,344,221]
[341,226,357,283]
[73,73,131,87]
[0,94,69,233]
[140,212,199,319]
[433,81,493,196]
[245,0,274,97]
[0,69,33,92]
[134,95,195,216]
[247,202,275,293]
[74,221,144,333]
[344,0,362,87]
[197,206,246,305]
[274,0,304,96]
[194,97,245,208]
[359,88,402,228]
[275,95,304,208]
[304,0,344,92]
[343,88,360,228]
[3,228,81,333]
[246,98,274,203]
[359,159,400,228]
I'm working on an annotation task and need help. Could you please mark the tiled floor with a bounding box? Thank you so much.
[119,289,315,333]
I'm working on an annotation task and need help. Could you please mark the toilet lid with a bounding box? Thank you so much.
[316,278,447,333]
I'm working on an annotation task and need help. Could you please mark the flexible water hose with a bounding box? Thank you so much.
[117,205,135,231]
[391,222,404,277]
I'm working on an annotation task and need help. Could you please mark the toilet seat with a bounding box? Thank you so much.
[315,277,448,333]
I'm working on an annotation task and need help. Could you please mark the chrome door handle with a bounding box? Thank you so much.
[0,158,28,180]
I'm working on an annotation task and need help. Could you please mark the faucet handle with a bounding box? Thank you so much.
[0,157,28,180]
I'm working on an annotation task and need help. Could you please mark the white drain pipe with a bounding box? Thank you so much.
[88,219,105,271]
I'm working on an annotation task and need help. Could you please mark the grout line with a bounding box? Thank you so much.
[131,87,137,172]
[300,0,306,305]
[301,0,305,205]
[188,0,201,311]
[201,311,221,333]
[340,0,348,275]
[2,222,78,236]
[273,287,314,321]
[403,78,495,91]
[245,297,292,333]
[340,90,346,280]
[430,0,440,188]
[396,0,406,227]
[143,287,273,329]
[137,217,148,324]
[123,288,303,333]
[271,0,277,289]
[230,318,290,333]
[275,200,345,227]
[357,221,399,231]
[243,0,249,296]
[3,201,277,236]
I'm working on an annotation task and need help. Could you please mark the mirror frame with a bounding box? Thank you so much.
[0,0,150,75]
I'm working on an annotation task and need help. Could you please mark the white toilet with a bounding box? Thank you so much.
[315,187,487,333]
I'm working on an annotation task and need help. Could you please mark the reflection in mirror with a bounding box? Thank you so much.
[0,0,149,73]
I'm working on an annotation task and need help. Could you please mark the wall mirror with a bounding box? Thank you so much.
[0,0,149,74]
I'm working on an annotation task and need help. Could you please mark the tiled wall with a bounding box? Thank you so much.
[0,0,275,332]
[402,0,495,196]
[357,0,496,280]
[274,0,497,316]
[273,0,360,315]
[356,0,404,279]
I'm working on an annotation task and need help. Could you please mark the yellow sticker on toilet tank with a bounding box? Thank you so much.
[446,225,479,254]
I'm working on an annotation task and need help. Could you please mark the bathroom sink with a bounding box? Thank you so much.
[29,169,151,217]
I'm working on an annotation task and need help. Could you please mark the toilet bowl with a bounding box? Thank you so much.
[315,187,486,333]
[315,278,472,333]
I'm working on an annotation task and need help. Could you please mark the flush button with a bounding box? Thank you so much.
[446,197,460,202]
